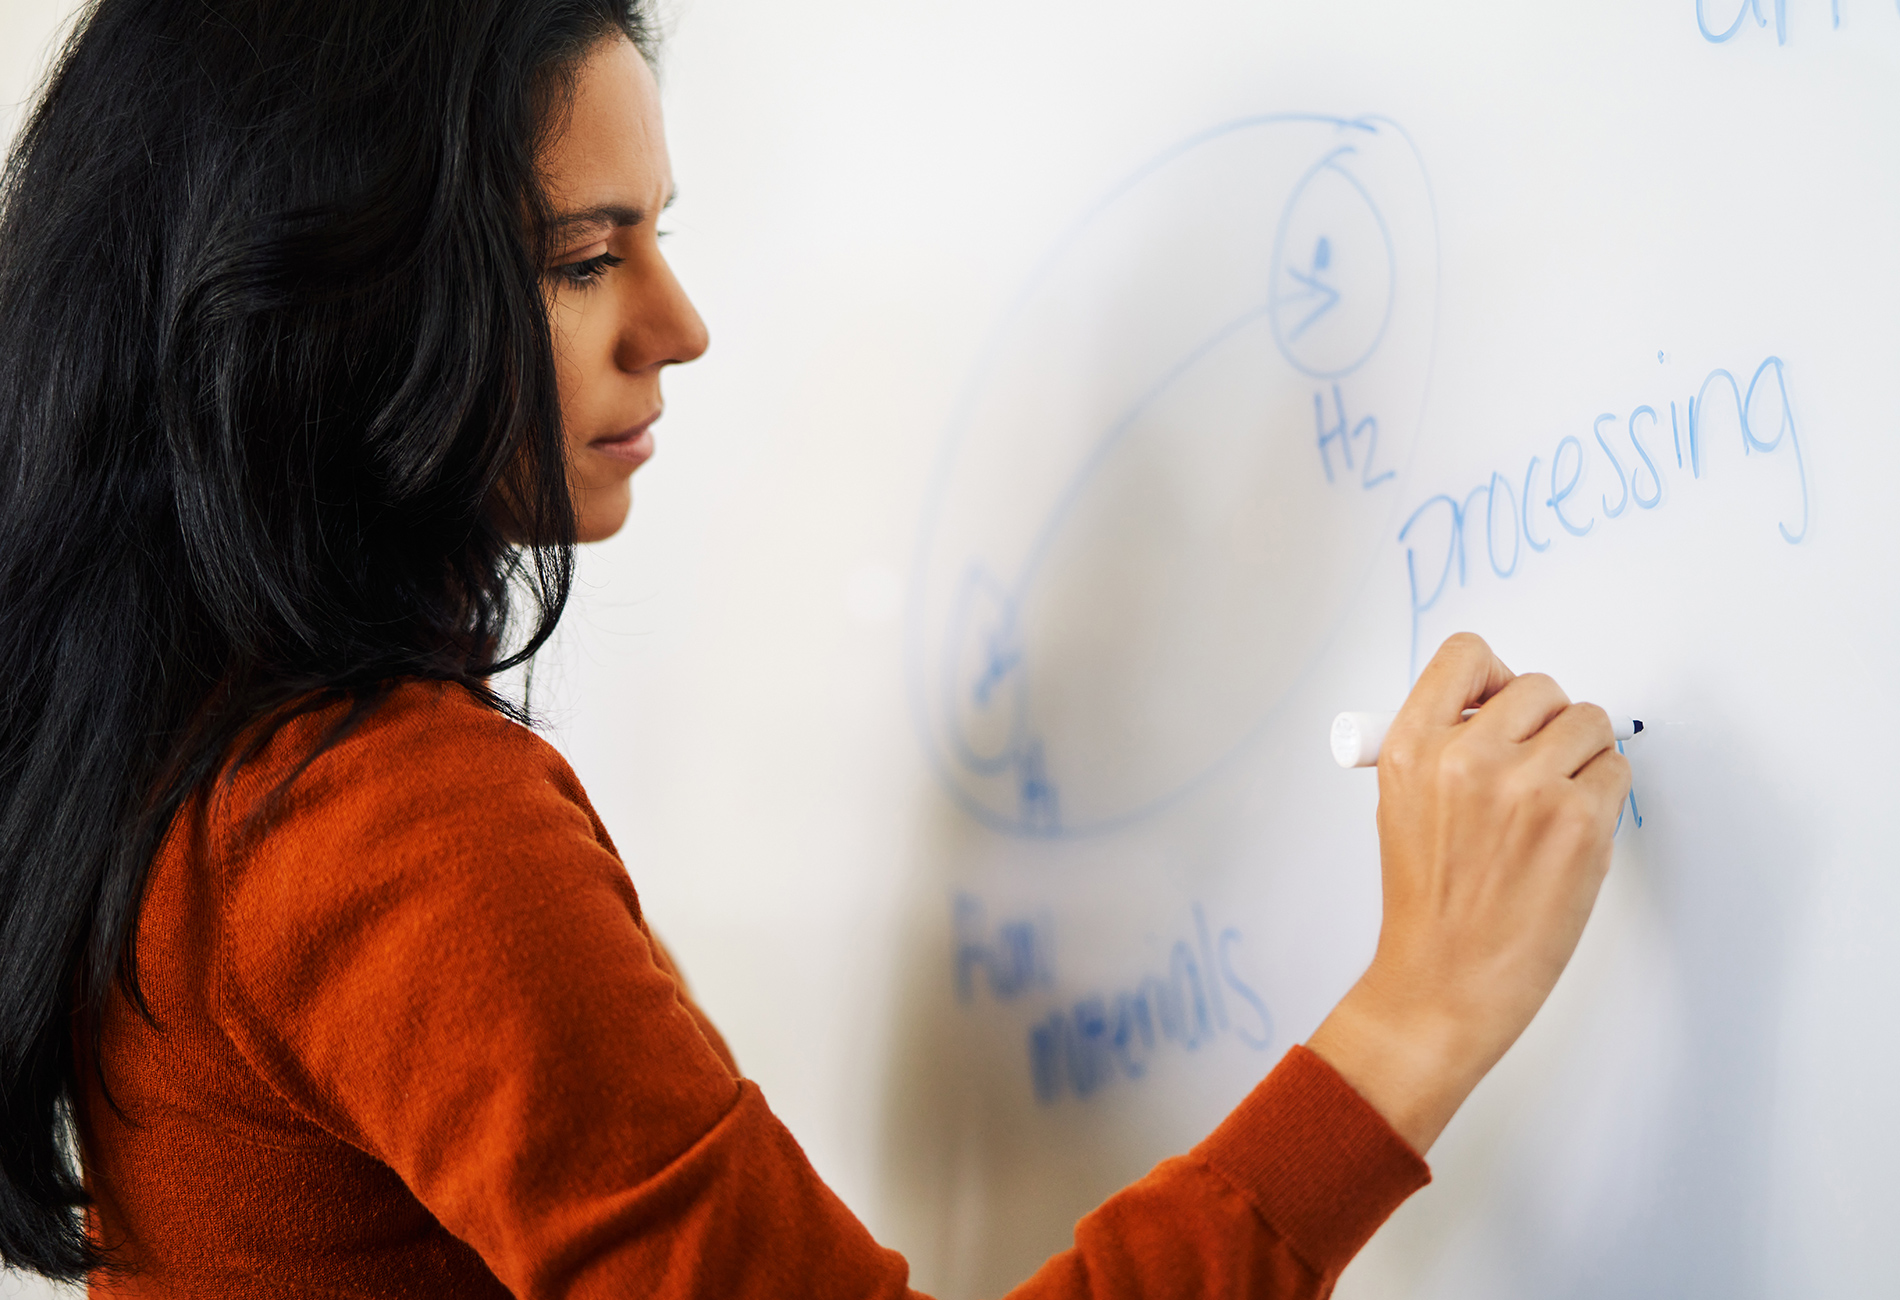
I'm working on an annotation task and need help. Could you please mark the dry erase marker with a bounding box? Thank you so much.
[1330,710,1643,769]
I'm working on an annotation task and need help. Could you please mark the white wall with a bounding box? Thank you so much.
[0,0,71,140]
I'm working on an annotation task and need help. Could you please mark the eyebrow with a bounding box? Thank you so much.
[551,192,679,239]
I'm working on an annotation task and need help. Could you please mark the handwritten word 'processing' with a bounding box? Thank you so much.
[1398,355,1808,675]
[955,895,1273,1104]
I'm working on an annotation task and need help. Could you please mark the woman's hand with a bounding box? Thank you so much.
[1306,632,1631,1154]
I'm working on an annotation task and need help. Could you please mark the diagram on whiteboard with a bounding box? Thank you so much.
[908,115,1439,836]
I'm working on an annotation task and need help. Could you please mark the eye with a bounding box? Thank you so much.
[551,250,625,289]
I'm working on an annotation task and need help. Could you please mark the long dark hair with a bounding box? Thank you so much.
[0,0,651,1276]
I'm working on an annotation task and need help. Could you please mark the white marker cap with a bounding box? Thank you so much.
[1330,712,1393,769]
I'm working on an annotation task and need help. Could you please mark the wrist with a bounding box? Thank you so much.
[1305,971,1492,1155]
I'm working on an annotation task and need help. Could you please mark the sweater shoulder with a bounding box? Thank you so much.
[208,680,615,863]
[228,680,589,821]
[204,680,631,963]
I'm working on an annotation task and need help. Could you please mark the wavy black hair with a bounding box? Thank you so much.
[0,0,651,1277]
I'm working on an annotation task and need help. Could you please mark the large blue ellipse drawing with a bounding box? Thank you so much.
[909,114,1440,837]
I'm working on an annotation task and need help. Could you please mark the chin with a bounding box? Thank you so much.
[574,484,633,543]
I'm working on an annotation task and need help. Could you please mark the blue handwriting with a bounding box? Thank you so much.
[1615,739,1643,836]
[1315,384,1395,490]
[953,895,1273,1104]
[1398,354,1808,678]
[1698,0,1897,43]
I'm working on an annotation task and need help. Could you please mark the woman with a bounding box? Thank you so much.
[0,1,1630,1294]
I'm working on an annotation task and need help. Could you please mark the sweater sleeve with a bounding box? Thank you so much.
[1013,1047,1429,1298]
[210,687,1426,1300]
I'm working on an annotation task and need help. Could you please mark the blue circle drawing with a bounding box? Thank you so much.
[1268,148,1397,379]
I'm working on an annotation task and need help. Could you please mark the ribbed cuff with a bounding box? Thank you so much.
[1192,1044,1431,1275]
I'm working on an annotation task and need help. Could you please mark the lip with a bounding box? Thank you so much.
[589,413,661,468]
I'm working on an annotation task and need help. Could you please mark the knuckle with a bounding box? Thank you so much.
[1438,740,1484,787]
[1557,794,1596,832]
[1567,789,1616,839]
[1502,767,1545,808]
[1518,672,1564,701]
[1382,730,1423,773]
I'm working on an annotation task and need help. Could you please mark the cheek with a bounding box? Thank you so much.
[552,316,595,442]
[551,317,630,542]
[545,291,641,543]
[550,285,619,424]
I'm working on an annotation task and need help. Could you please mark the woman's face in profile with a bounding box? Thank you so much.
[541,37,708,542]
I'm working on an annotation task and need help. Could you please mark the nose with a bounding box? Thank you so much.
[616,252,708,375]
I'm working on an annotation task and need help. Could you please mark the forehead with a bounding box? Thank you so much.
[541,37,669,209]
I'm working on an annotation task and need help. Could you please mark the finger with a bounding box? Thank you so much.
[1525,702,1617,778]
[1467,672,1570,744]
[1401,632,1515,728]
[1570,743,1632,810]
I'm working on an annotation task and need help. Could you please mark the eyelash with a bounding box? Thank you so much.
[552,251,625,288]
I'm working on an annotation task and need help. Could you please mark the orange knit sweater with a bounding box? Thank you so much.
[76,681,1428,1297]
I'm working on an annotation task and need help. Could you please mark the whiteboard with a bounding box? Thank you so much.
[8,3,1900,1299]
[602,4,1899,1297]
